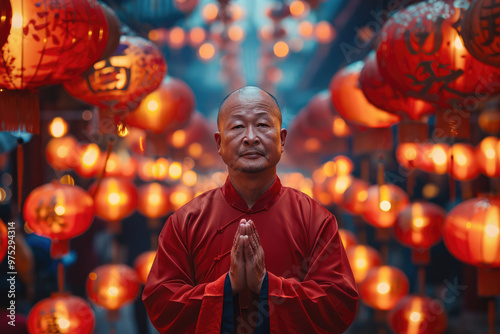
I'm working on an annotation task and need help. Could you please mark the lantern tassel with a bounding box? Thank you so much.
[16,139,23,214]
[57,261,64,293]
[0,89,40,134]
[488,299,495,334]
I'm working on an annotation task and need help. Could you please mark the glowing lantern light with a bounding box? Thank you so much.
[449,143,480,181]
[477,136,500,177]
[89,178,138,223]
[199,42,216,61]
[182,170,198,187]
[202,3,219,23]
[87,264,140,310]
[170,185,194,211]
[168,27,186,49]
[169,162,183,180]
[299,21,314,38]
[74,143,105,178]
[138,183,171,219]
[64,35,167,114]
[478,105,500,134]
[273,41,289,58]
[347,245,382,283]
[333,156,353,176]
[395,202,446,250]
[359,266,409,310]
[126,76,195,134]
[396,143,420,169]
[23,182,94,258]
[338,229,357,251]
[228,25,245,42]
[315,21,336,44]
[421,144,450,175]
[290,1,309,18]
[388,295,448,334]
[0,219,7,263]
[443,196,500,267]
[45,136,79,171]
[363,184,410,228]
[342,178,370,215]
[189,27,207,47]
[49,117,68,138]
[327,175,354,205]
[27,293,95,334]
[134,251,156,284]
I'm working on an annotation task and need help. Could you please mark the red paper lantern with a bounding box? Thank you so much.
[462,0,500,67]
[166,112,212,149]
[363,184,410,228]
[137,157,170,182]
[477,136,500,177]
[359,266,410,310]
[0,0,11,49]
[27,293,95,334]
[134,251,156,284]
[327,175,354,205]
[23,182,94,257]
[443,196,500,267]
[87,264,140,310]
[45,136,79,171]
[99,2,121,61]
[138,183,171,218]
[342,178,369,215]
[420,143,450,175]
[388,295,448,334]
[377,0,500,109]
[395,202,446,250]
[89,177,138,223]
[347,245,382,283]
[449,143,480,181]
[396,143,420,170]
[64,35,167,114]
[329,61,401,128]
[338,228,357,251]
[170,185,194,211]
[0,219,7,263]
[74,143,106,178]
[359,52,435,121]
[126,76,195,134]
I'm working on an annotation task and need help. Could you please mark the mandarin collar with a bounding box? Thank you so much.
[221,176,283,212]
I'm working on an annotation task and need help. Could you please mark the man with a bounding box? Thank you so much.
[143,86,358,333]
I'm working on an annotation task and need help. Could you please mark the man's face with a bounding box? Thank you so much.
[215,89,286,174]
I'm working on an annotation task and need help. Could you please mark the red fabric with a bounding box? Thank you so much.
[143,177,358,333]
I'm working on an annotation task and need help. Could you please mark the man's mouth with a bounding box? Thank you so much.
[241,150,265,157]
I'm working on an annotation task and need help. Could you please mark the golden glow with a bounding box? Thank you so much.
[430,145,448,174]
[117,122,129,137]
[422,183,439,199]
[290,1,306,17]
[82,144,100,166]
[89,272,97,280]
[334,176,351,194]
[203,3,219,21]
[413,217,424,228]
[59,175,74,186]
[148,194,161,206]
[486,224,499,237]
[312,169,327,184]
[380,200,391,211]
[357,190,368,202]
[466,221,472,229]
[152,158,169,179]
[189,27,206,46]
[169,27,186,48]
[486,148,496,159]
[0,188,6,202]
[171,191,188,207]
[228,25,244,42]
[332,117,349,137]
[335,157,352,175]
[454,35,464,50]
[273,41,289,58]
[188,143,203,158]
[57,317,70,330]
[172,130,187,148]
[409,311,421,322]
[55,205,65,215]
[57,146,69,158]
[169,162,183,179]
[229,4,243,21]
[355,258,367,269]
[182,170,197,187]
[148,29,160,41]
[376,282,390,294]
[12,13,23,29]
[199,42,215,60]
[49,117,68,138]
[404,147,417,160]
[323,161,336,177]
[147,100,159,112]
[455,152,467,166]
[107,286,119,297]
[483,206,500,264]
[108,192,121,205]
[316,21,335,44]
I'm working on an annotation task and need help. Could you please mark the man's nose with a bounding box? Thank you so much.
[243,126,259,144]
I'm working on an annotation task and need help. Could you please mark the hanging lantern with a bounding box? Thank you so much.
[327,175,354,205]
[359,52,435,121]
[137,157,170,182]
[388,295,448,334]
[449,143,480,181]
[0,0,111,133]
[462,0,500,67]
[166,112,211,149]
[0,219,7,263]
[87,264,140,310]
[394,202,446,250]
[342,178,369,215]
[443,196,500,267]
[363,184,410,228]
[134,251,156,284]
[64,35,167,114]
[359,265,410,310]
[338,229,357,251]
[74,143,106,178]
[479,104,500,135]
[27,293,95,334]
[420,143,450,175]
[0,0,11,50]
[138,183,171,218]
[377,0,500,109]
[170,185,194,211]
[329,61,401,128]
[23,182,94,258]
[346,245,382,283]
[89,177,138,223]
[333,156,353,176]
[396,143,421,170]
[45,136,79,171]
[126,76,195,134]
[477,136,500,177]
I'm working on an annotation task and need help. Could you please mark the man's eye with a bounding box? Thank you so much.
[258,123,269,127]
[232,125,243,129]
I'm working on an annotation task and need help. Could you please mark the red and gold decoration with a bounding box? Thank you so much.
[359,265,410,310]
[134,251,157,284]
[388,295,447,334]
[138,183,171,218]
[27,293,95,334]
[23,182,94,258]
[89,177,138,223]
[346,245,382,283]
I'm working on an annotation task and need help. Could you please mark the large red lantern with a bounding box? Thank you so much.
[87,264,140,310]
[360,52,435,121]
[395,202,446,250]
[64,35,167,114]
[138,183,171,218]
[388,295,448,334]
[477,136,500,177]
[362,184,410,228]
[449,143,480,181]
[377,0,500,109]
[23,182,94,258]
[134,251,156,284]
[0,219,7,263]
[74,143,106,178]
[27,293,95,334]
[126,76,195,134]
[346,245,382,283]
[359,266,409,310]
[329,61,401,128]
[89,177,138,223]
[462,0,500,67]
[444,196,500,267]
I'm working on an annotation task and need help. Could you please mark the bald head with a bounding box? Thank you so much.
[217,86,282,130]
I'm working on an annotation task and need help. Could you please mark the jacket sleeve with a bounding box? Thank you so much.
[267,215,359,333]
[142,215,226,333]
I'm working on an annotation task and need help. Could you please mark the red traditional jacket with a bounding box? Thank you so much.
[143,176,358,333]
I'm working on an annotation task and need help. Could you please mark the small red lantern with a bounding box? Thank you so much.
[45,136,79,171]
[126,76,195,134]
[74,143,106,178]
[327,175,354,205]
[0,219,7,263]
[329,61,401,128]
[64,35,167,114]
[87,264,140,310]
[388,295,448,334]
[420,143,450,175]
[134,251,157,284]
[477,136,500,177]
[396,143,420,170]
[342,178,369,215]
[89,177,138,223]
[347,245,382,283]
[395,202,446,250]
[27,293,95,334]
[138,183,171,218]
[23,182,94,258]
[443,196,500,267]
[363,184,410,228]
[359,265,409,310]
[338,229,357,251]
[166,112,212,149]
[170,185,194,211]
[449,143,480,181]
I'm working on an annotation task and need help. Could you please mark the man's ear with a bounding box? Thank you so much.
[280,128,287,153]
[214,132,222,154]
